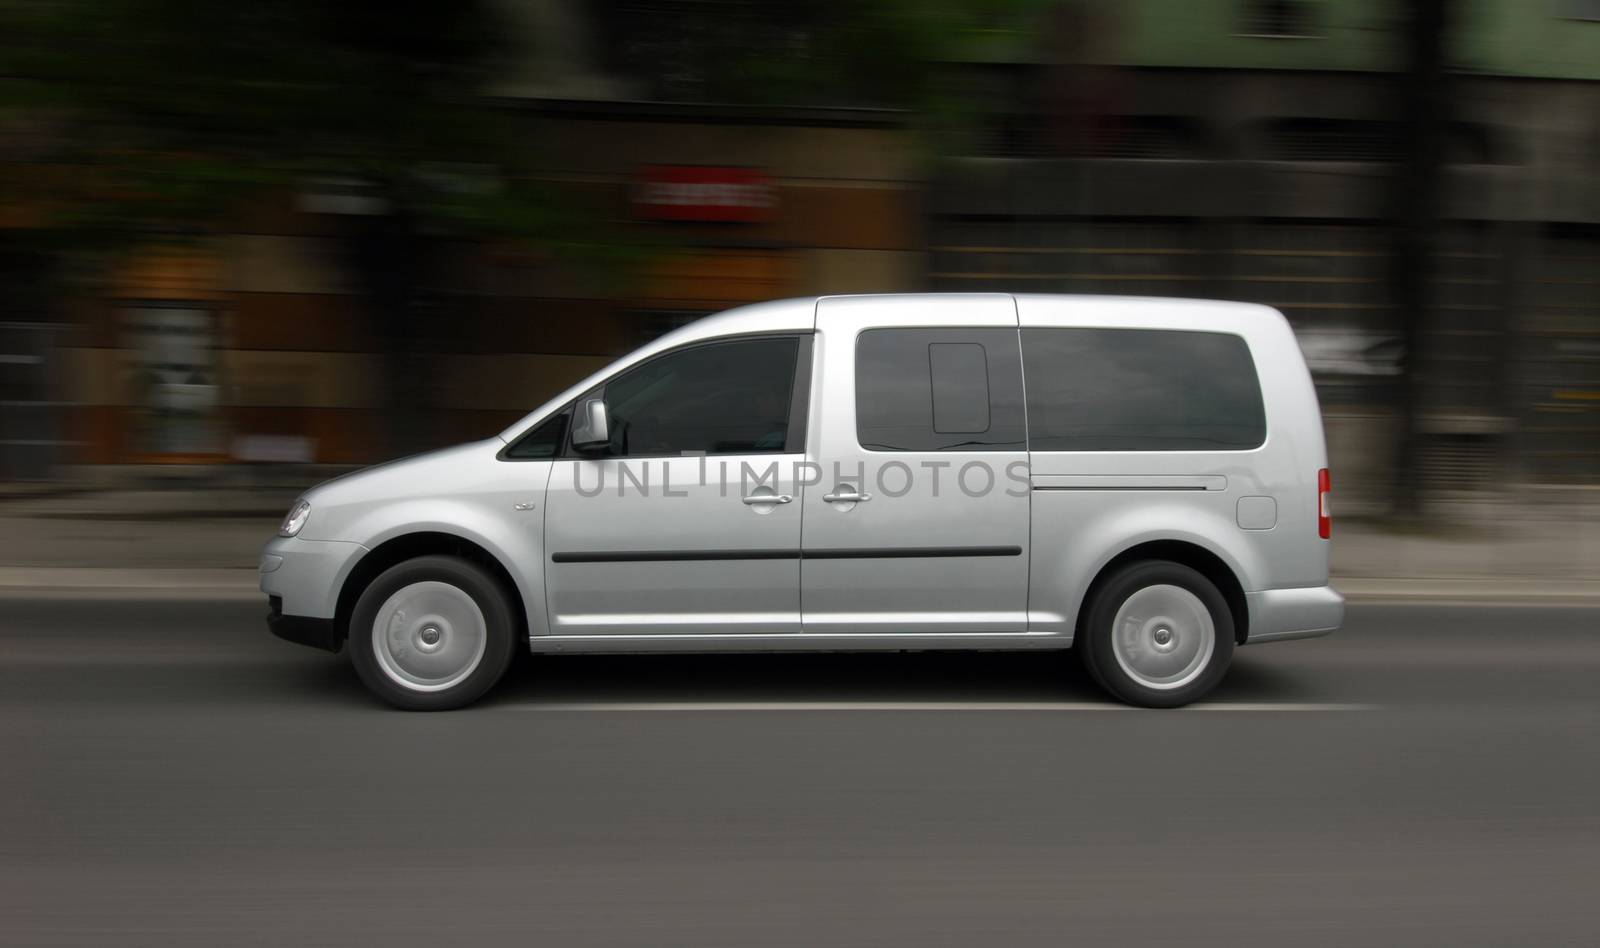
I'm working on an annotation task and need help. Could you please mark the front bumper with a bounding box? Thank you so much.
[260,535,366,651]
[1244,585,1344,644]
[267,595,342,652]
[259,535,366,619]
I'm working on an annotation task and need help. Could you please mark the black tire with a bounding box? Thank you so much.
[348,555,519,710]
[1078,560,1234,708]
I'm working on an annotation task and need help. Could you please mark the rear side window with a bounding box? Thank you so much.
[855,328,1025,451]
[1022,328,1266,451]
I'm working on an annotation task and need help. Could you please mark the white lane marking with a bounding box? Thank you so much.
[1183,702,1378,711]
[514,701,1376,713]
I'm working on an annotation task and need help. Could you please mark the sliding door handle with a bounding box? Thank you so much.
[822,489,872,504]
[742,493,793,505]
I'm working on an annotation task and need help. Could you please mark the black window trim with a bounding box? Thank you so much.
[498,405,573,462]
[497,331,814,462]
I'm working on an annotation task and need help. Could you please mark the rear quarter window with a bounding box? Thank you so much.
[1022,328,1266,451]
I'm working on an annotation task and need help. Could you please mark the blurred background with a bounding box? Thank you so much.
[4,6,1599,945]
[1,0,1597,550]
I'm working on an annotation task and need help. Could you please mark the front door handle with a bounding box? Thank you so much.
[741,493,793,505]
[822,489,872,504]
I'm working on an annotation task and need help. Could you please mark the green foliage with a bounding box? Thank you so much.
[0,0,1050,276]
[0,0,571,246]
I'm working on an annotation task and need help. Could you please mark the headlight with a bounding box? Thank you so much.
[278,500,311,538]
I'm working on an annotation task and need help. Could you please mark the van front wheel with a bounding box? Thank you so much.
[349,555,518,710]
[1079,561,1234,708]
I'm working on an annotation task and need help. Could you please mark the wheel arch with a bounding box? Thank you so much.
[1075,539,1250,646]
[334,532,529,649]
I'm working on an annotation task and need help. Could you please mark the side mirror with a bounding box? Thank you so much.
[570,397,610,451]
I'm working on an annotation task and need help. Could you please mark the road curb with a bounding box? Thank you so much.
[1336,578,1600,605]
[0,568,261,599]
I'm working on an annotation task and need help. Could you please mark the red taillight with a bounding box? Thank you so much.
[1317,468,1331,539]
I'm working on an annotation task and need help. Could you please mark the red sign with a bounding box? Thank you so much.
[633,166,775,223]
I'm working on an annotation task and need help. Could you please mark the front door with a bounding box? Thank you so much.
[800,295,1031,635]
[544,334,812,636]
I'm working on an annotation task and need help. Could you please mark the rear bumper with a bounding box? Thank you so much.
[1245,585,1344,644]
[267,595,342,652]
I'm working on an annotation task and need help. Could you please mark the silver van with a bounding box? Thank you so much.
[262,294,1342,710]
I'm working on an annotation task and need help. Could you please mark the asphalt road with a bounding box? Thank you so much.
[3,598,1597,947]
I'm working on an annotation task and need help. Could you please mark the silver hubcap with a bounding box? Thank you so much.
[372,581,487,693]
[1110,584,1216,691]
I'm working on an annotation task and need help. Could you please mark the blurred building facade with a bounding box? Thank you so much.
[3,0,1597,508]
[928,0,1600,507]
[8,105,920,474]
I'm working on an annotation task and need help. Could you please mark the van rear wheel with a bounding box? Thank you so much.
[349,555,518,710]
[1079,560,1234,708]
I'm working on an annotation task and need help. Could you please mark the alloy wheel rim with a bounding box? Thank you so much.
[1110,583,1216,691]
[371,581,487,692]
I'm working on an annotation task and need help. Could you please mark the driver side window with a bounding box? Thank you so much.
[594,336,803,457]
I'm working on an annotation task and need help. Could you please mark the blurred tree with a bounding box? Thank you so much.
[0,0,627,455]
[1387,0,1451,519]
[2,0,1050,457]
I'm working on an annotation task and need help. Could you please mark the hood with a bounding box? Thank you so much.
[302,439,503,510]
